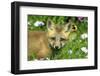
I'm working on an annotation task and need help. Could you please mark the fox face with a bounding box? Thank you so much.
[47,20,77,49]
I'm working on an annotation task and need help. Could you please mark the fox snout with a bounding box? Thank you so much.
[53,42,64,49]
[54,41,61,49]
[49,36,66,49]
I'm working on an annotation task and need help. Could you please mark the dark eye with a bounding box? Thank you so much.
[60,38,66,41]
[50,37,55,40]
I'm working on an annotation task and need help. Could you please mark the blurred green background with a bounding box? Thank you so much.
[28,15,88,60]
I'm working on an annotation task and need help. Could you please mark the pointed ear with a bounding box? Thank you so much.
[47,19,54,30]
[64,22,72,32]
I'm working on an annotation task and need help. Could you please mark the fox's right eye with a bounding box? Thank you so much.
[60,38,66,41]
[50,37,55,40]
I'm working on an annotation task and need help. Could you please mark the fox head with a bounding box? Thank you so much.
[47,19,77,49]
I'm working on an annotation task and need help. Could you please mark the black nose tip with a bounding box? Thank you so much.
[55,46,58,49]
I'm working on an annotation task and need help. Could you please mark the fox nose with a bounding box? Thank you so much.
[55,46,59,49]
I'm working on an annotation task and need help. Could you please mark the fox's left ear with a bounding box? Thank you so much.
[64,21,72,32]
[64,21,77,32]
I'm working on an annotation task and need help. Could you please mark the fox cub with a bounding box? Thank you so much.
[28,20,77,60]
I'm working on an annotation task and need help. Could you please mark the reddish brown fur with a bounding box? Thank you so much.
[28,31,51,60]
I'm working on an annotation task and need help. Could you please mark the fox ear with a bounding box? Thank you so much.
[64,22,72,32]
[47,19,54,30]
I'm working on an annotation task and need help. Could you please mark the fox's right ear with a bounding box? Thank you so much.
[47,19,54,30]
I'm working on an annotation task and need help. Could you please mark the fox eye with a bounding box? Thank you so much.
[50,37,55,40]
[60,38,66,41]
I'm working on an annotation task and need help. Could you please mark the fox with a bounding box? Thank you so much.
[28,19,77,60]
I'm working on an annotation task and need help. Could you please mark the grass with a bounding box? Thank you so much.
[28,15,88,60]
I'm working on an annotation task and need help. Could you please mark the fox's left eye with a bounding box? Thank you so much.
[60,38,66,41]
